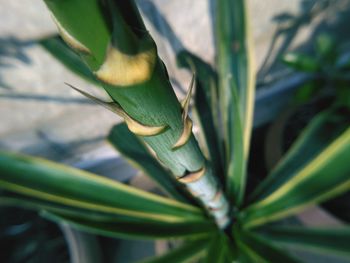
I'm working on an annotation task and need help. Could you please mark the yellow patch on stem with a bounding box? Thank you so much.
[95,43,156,86]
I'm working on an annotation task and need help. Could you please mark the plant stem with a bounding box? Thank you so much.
[43,0,230,228]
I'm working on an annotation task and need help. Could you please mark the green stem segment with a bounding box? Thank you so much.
[43,0,229,227]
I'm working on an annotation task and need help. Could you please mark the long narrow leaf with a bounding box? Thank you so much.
[250,109,350,202]
[204,233,234,263]
[259,226,350,258]
[41,211,216,240]
[0,152,205,223]
[227,76,245,206]
[233,228,301,263]
[242,127,350,228]
[0,194,216,240]
[141,238,209,263]
[216,0,256,205]
[108,123,192,203]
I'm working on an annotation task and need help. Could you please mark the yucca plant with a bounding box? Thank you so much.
[1,0,349,262]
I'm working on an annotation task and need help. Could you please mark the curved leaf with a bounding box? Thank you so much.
[259,226,350,258]
[242,126,350,228]
[233,227,301,263]
[251,109,350,202]
[42,211,216,240]
[0,194,216,240]
[204,233,234,263]
[0,152,206,223]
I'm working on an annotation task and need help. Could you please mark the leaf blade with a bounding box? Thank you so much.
[0,193,216,240]
[259,226,350,258]
[233,228,301,263]
[250,109,350,202]
[42,210,216,240]
[242,127,350,228]
[0,152,205,223]
[216,0,256,205]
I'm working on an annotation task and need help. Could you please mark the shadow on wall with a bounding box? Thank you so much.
[0,35,96,104]
[0,36,33,89]
[139,0,350,89]
[257,0,350,85]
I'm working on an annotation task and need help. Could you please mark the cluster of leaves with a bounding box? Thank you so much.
[282,33,350,108]
[0,0,349,262]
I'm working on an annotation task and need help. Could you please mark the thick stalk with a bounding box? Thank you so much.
[43,0,229,227]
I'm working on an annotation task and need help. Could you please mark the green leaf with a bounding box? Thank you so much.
[41,210,215,240]
[233,227,301,263]
[39,35,99,85]
[282,52,319,72]
[176,50,224,182]
[259,226,350,258]
[108,123,192,203]
[1,193,216,240]
[141,238,209,263]
[204,233,234,263]
[216,0,256,205]
[242,126,350,228]
[250,109,350,202]
[0,152,206,223]
[226,76,245,206]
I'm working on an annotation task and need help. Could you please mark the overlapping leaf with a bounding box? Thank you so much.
[251,108,350,202]
[259,226,350,258]
[204,233,234,263]
[233,227,301,263]
[242,126,350,228]
[0,152,206,224]
[216,0,256,205]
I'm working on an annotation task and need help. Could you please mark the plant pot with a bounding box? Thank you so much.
[60,224,101,263]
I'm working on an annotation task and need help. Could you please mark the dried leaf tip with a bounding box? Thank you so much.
[123,114,167,137]
[66,83,167,136]
[178,166,206,184]
[172,74,195,149]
